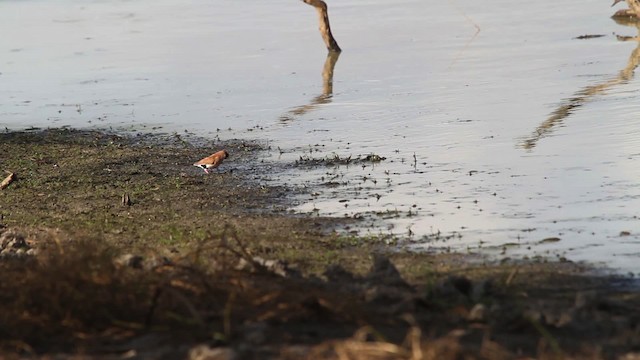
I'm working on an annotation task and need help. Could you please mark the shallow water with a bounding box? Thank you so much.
[1,0,640,272]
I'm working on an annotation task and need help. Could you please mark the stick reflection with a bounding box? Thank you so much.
[519,17,640,150]
[279,51,340,122]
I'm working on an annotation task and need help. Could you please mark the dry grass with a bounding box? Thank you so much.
[0,227,373,356]
[2,226,640,359]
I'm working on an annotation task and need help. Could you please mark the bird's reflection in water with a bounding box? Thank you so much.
[279,51,340,122]
[519,17,640,150]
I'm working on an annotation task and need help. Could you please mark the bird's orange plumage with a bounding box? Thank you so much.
[193,150,229,173]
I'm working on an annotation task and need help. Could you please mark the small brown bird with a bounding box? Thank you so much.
[193,150,229,174]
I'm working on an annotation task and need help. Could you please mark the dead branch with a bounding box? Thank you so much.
[302,0,341,52]
[1,172,15,190]
[612,0,640,18]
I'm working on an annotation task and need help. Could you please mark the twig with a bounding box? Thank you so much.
[145,287,163,327]
[166,287,205,326]
[302,0,342,52]
[529,317,563,356]
[1,172,15,190]
[224,291,237,338]
[400,316,423,360]
[505,267,519,286]
[221,225,253,260]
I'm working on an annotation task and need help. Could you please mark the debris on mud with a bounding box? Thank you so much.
[295,153,387,167]
[0,227,34,258]
[0,228,639,359]
[573,34,606,39]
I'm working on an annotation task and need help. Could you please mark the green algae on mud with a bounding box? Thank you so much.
[0,129,274,236]
[0,128,383,273]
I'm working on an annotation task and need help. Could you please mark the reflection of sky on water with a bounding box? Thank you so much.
[1,0,640,272]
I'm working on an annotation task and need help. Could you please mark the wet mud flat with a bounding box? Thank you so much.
[0,128,639,359]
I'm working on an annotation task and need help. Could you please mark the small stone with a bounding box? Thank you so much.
[619,353,640,360]
[143,255,172,270]
[8,237,28,249]
[538,237,561,244]
[555,310,574,327]
[523,309,543,323]
[0,229,25,249]
[114,254,144,269]
[468,303,487,322]
[236,256,299,278]
[188,345,236,360]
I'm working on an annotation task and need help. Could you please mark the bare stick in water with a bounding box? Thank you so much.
[302,0,341,52]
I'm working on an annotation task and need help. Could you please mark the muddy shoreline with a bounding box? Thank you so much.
[1,128,639,359]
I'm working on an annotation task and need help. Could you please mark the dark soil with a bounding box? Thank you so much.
[1,128,639,359]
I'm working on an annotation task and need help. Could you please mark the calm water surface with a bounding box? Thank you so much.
[1,0,640,272]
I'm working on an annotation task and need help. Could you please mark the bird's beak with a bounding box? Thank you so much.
[611,0,624,7]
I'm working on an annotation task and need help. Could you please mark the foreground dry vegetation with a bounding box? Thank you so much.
[1,128,640,359]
